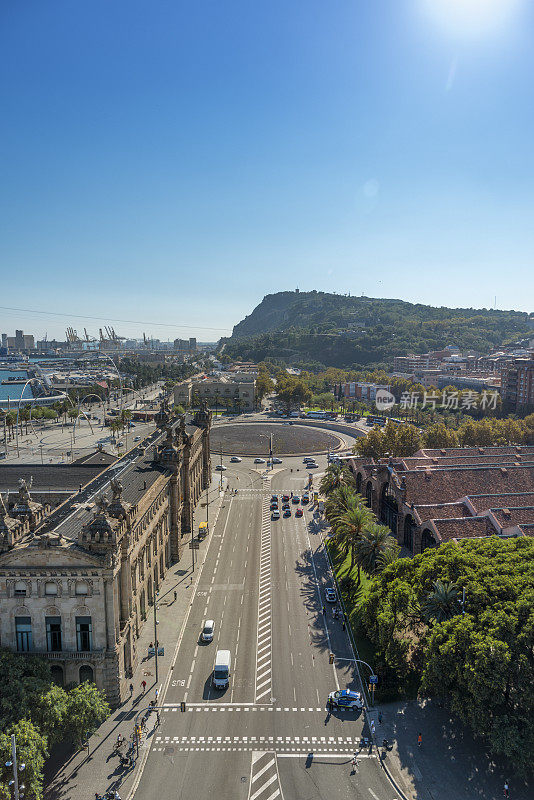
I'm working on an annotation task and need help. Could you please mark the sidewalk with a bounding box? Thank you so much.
[44,475,227,800]
[368,699,532,800]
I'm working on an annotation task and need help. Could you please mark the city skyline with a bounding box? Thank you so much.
[1,0,533,337]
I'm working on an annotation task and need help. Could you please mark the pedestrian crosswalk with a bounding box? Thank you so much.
[151,736,374,755]
[248,752,280,800]
[161,704,326,713]
[256,484,273,702]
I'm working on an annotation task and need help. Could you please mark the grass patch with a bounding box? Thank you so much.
[326,536,417,702]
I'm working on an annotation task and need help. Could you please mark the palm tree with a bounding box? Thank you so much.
[353,523,397,576]
[320,463,355,496]
[336,502,375,581]
[421,580,459,624]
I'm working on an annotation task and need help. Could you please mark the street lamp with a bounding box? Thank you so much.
[5,734,25,800]
[153,589,159,684]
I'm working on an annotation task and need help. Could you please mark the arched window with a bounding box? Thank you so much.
[421,529,438,552]
[403,515,415,552]
[45,582,58,596]
[75,581,88,595]
[50,665,64,686]
[380,483,398,534]
[79,664,94,684]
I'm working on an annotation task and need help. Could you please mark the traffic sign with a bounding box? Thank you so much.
[369,675,379,685]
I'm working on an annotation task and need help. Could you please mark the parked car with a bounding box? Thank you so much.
[325,587,337,603]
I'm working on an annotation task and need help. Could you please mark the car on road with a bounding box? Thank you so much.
[292,495,300,504]
[230,456,242,463]
[270,501,278,510]
[272,509,280,520]
[215,464,227,471]
[282,494,290,502]
[254,457,266,464]
[303,457,315,463]
[272,457,283,464]
[201,619,215,642]
[302,493,309,504]
[327,690,363,710]
[296,508,303,517]
[134,436,141,441]
[306,462,318,469]
[325,587,337,603]
[271,495,278,502]
[283,508,291,517]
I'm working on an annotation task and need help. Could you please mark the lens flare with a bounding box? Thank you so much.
[422,0,521,38]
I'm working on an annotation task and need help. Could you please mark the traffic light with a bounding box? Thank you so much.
[180,701,186,712]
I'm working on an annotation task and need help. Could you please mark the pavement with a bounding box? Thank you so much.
[42,447,533,800]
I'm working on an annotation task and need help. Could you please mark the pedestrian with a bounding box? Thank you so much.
[141,679,146,693]
[322,605,326,615]
[378,711,383,724]
[155,688,159,701]
[129,683,133,697]
[342,619,346,631]
[173,590,177,602]
[156,711,161,726]
[417,732,422,748]
[503,780,509,798]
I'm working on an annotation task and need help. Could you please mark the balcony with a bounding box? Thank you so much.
[20,649,106,661]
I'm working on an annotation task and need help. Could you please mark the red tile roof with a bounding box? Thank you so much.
[430,516,497,543]
[403,465,534,506]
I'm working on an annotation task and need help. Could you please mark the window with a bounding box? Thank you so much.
[45,582,58,596]
[15,617,32,652]
[46,616,62,651]
[79,664,94,684]
[75,581,88,595]
[76,616,92,651]
[14,581,27,597]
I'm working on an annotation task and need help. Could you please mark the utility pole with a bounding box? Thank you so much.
[191,512,195,573]
[219,443,223,490]
[6,733,25,800]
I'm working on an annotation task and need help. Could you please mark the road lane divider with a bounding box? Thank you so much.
[255,479,273,703]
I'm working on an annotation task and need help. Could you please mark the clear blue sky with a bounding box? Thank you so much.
[1,0,533,340]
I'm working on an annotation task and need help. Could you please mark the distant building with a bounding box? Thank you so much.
[501,357,534,412]
[341,382,390,402]
[5,330,35,352]
[185,377,255,411]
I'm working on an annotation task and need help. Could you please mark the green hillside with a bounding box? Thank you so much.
[221,291,532,370]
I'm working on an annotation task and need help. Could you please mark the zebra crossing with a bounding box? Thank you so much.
[248,752,281,800]
[255,482,272,703]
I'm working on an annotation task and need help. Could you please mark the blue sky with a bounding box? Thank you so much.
[1,0,533,340]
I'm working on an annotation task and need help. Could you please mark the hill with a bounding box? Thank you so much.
[221,291,532,370]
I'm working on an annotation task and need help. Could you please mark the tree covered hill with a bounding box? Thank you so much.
[221,290,532,369]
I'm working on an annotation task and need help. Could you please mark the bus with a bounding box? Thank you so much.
[306,411,326,419]
[366,415,387,427]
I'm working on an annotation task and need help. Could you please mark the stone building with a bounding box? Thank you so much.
[349,446,534,555]
[0,404,211,704]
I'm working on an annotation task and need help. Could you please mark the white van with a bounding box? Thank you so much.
[202,619,214,642]
[212,649,231,689]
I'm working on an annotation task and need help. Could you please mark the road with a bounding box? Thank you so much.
[133,454,397,800]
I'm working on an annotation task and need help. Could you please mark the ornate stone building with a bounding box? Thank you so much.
[0,405,211,704]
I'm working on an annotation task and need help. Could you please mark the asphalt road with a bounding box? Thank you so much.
[133,454,396,800]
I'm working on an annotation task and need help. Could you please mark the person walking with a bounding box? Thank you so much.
[503,780,509,798]
[342,618,346,631]
[154,687,159,701]
[173,590,177,602]
[322,605,326,615]
[129,683,133,697]
[141,679,146,693]
[378,711,383,724]
[417,732,422,748]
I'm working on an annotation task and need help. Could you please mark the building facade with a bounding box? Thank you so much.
[0,404,211,705]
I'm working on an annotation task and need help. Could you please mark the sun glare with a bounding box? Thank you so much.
[422,0,521,38]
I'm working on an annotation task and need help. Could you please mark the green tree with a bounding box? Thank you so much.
[32,685,69,747]
[336,502,375,579]
[64,682,110,749]
[420,580,459,624]
[0,719,48,800]
[423,423,459,449]
[353,523,397,576]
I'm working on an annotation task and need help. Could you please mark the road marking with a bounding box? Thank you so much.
[255,482,273,703]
